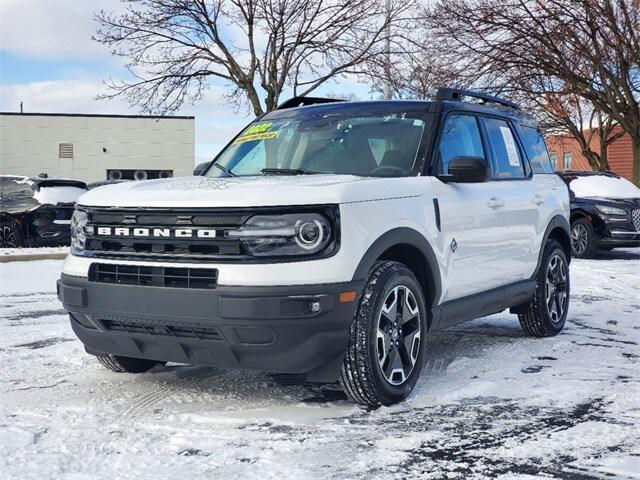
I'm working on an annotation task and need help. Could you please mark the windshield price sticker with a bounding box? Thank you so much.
[233,131,278,144]
[233,122,278,144]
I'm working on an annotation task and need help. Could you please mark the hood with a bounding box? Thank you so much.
[569,175,640,200]
[77,175,422,208]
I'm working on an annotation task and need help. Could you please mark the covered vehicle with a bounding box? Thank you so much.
[558,171,640,257]
[1,175,87,247]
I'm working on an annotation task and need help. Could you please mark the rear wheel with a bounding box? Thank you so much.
[518,240,570,337]
[97,354,163,373]
[570,218,595,258]
[339,261,428,407]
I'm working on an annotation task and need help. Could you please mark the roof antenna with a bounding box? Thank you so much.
[20,101,23,113]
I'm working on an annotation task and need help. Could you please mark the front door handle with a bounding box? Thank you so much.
[487,197,505,209]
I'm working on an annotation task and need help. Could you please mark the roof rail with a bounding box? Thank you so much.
[276,96,345,110]
[436,87,521,110]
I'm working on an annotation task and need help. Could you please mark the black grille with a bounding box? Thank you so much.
[101,317,220,340]
[633,209,640,232]
[89,263,218,289]
[83,208,248,262]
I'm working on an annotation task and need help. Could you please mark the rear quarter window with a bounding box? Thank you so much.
[518,125,554,173]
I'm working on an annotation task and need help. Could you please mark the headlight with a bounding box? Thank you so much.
[227,213,333,257]
[70,209,90,252]
[596,205,626,216]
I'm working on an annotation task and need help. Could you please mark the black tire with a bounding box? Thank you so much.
[518,240,570,337]
[339,261,428,407]
[97,354,162,373]
[570,218,595,258]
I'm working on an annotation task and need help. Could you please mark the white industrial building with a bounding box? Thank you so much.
[0,112,195,183]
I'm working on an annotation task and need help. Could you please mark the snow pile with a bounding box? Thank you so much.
[0,246,68,257]
[33,186,86,205]
[569,175,640,199]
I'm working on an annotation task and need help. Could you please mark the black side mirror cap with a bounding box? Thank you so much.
[439,156,488,183]
[193,162,210,176]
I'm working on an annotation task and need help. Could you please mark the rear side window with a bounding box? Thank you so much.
[518,126,554,173]
[436,114,486,175]
[482,118,525,179]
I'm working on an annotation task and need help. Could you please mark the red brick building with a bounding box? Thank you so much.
[545,127,635,181]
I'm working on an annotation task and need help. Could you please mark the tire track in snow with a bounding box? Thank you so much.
[119,366,225,419]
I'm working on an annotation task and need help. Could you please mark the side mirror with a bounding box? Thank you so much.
[440,156,488,183]
[193,162,210,176]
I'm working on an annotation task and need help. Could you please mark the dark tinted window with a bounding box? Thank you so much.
[518,126,554,173]
[436,114,486,175]
[0,178,34,200]
[482,118,525,178]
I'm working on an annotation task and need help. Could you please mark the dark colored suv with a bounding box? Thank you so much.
[1,176,87,248]
[558,171,640,257]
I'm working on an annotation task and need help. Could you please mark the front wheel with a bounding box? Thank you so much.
[570,218,595,258]
[339,261,428,407]
[97,354,163,373]
[518,240,570,337]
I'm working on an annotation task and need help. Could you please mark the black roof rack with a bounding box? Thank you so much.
[436,87,521,110]
[276,96,345,110]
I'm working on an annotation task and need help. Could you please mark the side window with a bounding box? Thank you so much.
[482,117,525,178]
[518,126,554,173]
[550,153,558,170]
[563,152,572,170]
[437,114,486,175]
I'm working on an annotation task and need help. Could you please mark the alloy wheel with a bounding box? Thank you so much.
[1,224,16,248]
[376,285,421,386]
[571,223,588,255]
[545,254,568,323]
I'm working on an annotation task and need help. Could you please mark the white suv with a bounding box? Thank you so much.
[57,89,571,406]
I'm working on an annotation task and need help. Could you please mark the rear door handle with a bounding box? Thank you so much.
[487,197,505,209]
[533,194,544,205]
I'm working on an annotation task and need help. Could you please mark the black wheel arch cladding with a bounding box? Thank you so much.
[537,215,571,268]
[351,227,442,309]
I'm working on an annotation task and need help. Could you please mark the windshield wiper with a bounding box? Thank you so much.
[261,168,321,175]
[213,163,236,177]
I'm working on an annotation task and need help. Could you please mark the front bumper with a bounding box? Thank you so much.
[57,274,362,382]
[597,222,640,248]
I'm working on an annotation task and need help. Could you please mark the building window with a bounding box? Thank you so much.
[59,143,74,158]
[563,152,572,170]
[549,153,558,170]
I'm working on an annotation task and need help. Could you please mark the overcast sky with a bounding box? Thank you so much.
[0,0,370,165]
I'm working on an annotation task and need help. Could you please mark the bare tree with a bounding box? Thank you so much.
[94,0,416,116]
[426,0,640,185]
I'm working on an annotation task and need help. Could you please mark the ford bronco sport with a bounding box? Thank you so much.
[57,88,571,406]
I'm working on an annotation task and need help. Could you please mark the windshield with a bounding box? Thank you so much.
[205,110,428,177]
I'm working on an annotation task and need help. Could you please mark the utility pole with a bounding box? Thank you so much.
[383,0,392,100]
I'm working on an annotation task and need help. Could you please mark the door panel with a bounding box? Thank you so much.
[431,113,505,301]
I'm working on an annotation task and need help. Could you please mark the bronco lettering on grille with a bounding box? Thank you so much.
[96,227,217,238]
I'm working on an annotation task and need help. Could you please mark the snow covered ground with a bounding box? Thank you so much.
[1,251,638,479]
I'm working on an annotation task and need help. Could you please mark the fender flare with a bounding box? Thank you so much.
[536,215,571,272]
[352,227,442,307]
